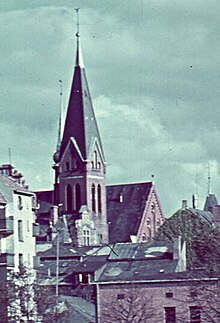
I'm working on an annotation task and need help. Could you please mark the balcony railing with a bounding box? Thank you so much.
[0,218,14,236]
[0,253,15,267]
[33,223,40,237]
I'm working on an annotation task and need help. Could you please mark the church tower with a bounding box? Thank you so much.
[53,11,108,246]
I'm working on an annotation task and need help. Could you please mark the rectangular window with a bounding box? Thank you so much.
[165,292,173,298]
[190,291,198,298]
[165,307,176,323]
[190,306,201,323]
[83,230,90,246]
[117,294,125,300]
[82,274,89,284]
[18,220,23,242]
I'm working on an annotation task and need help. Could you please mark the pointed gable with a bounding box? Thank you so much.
[60,40,104,162]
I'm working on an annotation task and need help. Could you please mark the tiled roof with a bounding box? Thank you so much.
[188,208,213,226]
[60,295,95,323]
[107,182,152,243]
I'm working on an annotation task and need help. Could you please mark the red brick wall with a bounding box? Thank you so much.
[97,280,219,323]
[137,186,164,243]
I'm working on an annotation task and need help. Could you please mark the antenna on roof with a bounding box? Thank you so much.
[195,166,199,196]
[56,80,64,152]
[208,162,211,195]
[8,148,12,165]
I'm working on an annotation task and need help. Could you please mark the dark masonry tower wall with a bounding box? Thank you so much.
[53,15,108,246]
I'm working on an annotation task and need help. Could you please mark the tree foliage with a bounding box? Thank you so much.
[154,208,220,270]
[7,266,38,322]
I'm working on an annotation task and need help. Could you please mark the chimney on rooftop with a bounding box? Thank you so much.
[173,236,186,272]
[182,200,187,209]
[50,206,58,225]
[192,194,198,209]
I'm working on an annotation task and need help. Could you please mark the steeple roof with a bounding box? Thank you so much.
[204,193,218,212]
[59,36,104,161]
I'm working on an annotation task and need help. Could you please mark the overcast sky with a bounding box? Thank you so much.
[1,0,220,216]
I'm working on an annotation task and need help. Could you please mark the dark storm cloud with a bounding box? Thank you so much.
[1,0,220,215]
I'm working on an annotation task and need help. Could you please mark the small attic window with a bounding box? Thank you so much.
[66,162,70,171]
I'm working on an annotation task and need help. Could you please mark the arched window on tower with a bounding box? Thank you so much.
[97,184,102,213]
[94,151,98,169]
[75,183,81,211]
[91,184,96,212]
[66,185,73,212]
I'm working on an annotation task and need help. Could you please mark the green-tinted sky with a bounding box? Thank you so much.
[1,0,220,215]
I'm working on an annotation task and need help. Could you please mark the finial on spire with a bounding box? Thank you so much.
[74,8,84,68]
[75,8,80,40]
[151,174,155,185]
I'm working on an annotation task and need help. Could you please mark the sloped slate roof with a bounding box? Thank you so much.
[97,258,178,282]
[204,193,218,212]
[107,182,152,243]
[0,174,31,203]
[0,192,6,204]
[38,243,112,259]
[109,241,173,261]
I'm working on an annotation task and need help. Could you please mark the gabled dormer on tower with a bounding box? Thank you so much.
[53,13,108,246]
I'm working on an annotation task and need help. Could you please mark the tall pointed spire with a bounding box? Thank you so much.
[59,8,105,161]
[53,10,108,245]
